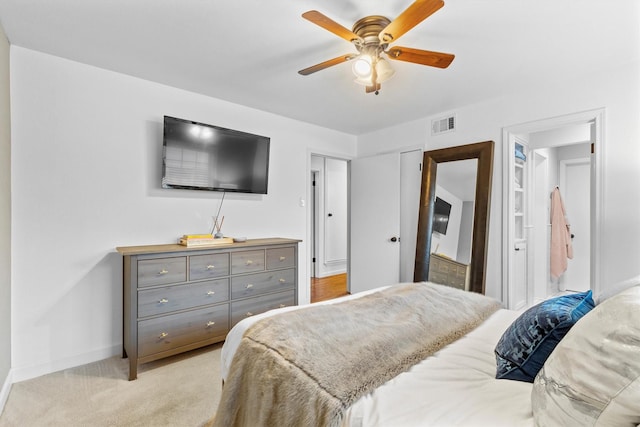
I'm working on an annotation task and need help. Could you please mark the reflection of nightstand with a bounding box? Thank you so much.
[428,253,469,291]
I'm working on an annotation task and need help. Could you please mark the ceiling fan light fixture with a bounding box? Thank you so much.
[353,75,373,86]
[375,57,395,83]
[298,3,454,95]
[352,55,372,78]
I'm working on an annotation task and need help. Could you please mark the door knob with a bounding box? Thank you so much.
[390,236,399,242]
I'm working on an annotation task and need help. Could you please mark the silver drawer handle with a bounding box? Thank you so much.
[279,304,286,308]
[159,269,168,275]
[246,284,254,289]
[246,260,254,265]
[158,298,169,304]
[206,265,215,270]
[206,321,215,327]
[246,312,254,317]
[159,332,168,339]
[279,256,286,261]
[279,278,286,283]
[206,291,215,296]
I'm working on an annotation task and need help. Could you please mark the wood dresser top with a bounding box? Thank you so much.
[116,237,301,256]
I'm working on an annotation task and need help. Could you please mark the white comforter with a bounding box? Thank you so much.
[221,288,534,427]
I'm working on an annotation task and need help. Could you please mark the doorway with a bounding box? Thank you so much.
[310,155,349,302]
[503,109,604,309]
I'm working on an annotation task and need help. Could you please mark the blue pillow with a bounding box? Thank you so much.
[495,290,595,382]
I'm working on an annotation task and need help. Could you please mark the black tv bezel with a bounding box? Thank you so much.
[433,196,452,235]
[161,115,270,195]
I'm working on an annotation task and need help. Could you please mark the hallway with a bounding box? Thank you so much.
[311,273,348,303]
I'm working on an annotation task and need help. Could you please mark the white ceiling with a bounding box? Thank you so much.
[0,0,637,135]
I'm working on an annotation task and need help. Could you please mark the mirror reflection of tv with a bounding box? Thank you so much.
[433,196,452,235]
[162,116,270,194]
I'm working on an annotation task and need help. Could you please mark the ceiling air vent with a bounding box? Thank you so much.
[431,115,456,135]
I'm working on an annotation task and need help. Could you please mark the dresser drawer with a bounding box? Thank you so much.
[448,276,466,290]
[138,304,229,358]
[189,253,230,281]
[230,291,295,327]
[429,257,442,272]
[138,257,187,288]
[231,250,265,274]
[437,259,452,274]
[429,271,449,285]
[266,247,295,270]
[231,269,295,300]
[138,279,229,318]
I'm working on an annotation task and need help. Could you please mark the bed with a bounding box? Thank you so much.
[212,281,640,427]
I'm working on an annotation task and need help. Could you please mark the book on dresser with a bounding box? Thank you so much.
[178,234,234,247]
[116,237,301,380]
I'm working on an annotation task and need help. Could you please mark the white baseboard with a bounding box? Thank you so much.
[10,344,121,383]
[315,269,347,278]
[0,368,13,417]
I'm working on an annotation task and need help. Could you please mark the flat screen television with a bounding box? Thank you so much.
[433,196,452,235]
[162,116,270,194]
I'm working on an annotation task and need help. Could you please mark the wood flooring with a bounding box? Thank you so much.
[311,273,349,303]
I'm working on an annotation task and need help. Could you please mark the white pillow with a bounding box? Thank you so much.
[531,285,640,426]
[595,274,640,304]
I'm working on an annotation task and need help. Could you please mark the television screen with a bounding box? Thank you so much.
[162,116,270,194]
[433,196,452,234]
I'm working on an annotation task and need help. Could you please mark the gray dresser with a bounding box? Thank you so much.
[428,253,469,291]
[117,238,300,380]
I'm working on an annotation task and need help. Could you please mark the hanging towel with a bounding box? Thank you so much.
[550,187,573,279]
[515,143,527,162]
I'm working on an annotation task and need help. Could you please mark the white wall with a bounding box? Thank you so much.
[530,123,591,148]
[0,23,12,405]
[556,143,591,164]
[358,60,640,302]
[457,201,474,265]
[10,47,357,381]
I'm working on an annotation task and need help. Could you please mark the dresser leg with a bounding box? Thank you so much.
[128,359,137,381]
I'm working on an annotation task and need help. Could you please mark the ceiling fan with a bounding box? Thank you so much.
[298,0,455,95]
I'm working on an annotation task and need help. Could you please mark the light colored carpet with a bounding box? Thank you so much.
[0,344,222,427]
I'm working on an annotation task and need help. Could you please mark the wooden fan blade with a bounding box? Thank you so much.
[379,0,444,44]
[387,46,454,68]
[302,10,362,43]
[365,83,381,93]
[298,54,355,76]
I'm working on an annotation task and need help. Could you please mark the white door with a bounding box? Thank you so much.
[350,152,401,293]
[560,159,591,291]
[325,158,348,270]
[310,171,318,277]
[399,150,422,283]
[532,151,550,302]
[512,241,528,310]
[507,136,530,309]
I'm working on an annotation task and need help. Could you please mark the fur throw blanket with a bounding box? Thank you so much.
[213,283,501,427]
